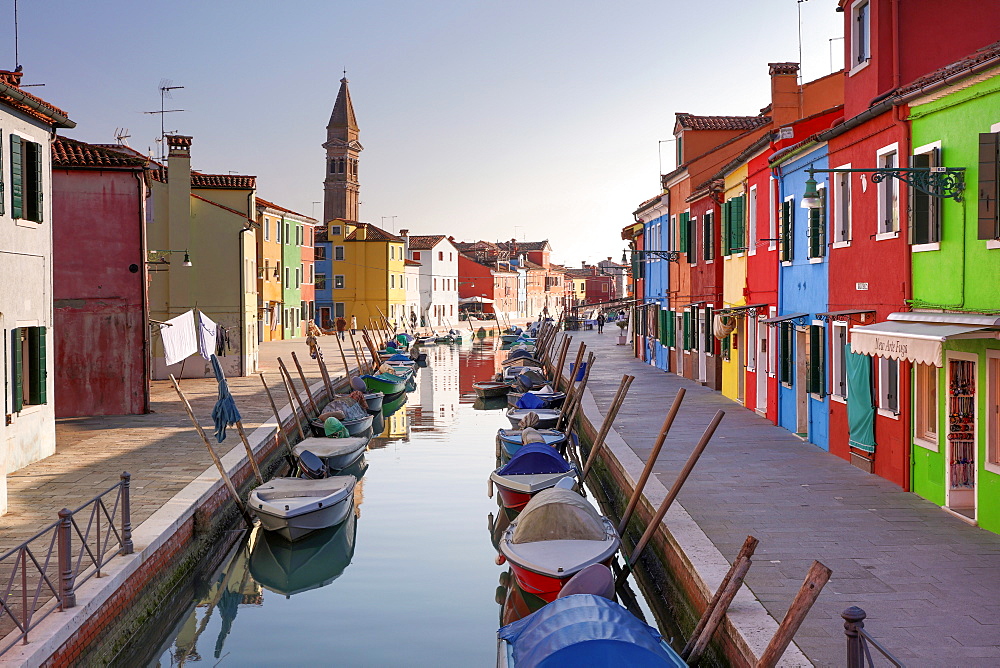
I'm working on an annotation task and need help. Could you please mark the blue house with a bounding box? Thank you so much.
[770,144,830,450]
[634,195,671,372]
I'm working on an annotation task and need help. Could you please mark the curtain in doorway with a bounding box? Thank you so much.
[846,344,876,453]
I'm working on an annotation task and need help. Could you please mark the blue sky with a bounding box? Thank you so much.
[4,0,843,265]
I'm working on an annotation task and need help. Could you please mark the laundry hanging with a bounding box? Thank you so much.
[210,354,241,443]
[160,310,199,366]
[197,311,218,361]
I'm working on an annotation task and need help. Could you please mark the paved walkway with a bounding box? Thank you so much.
[571,330,1000,666]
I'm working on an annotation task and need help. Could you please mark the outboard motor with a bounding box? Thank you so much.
[298,450,328,479]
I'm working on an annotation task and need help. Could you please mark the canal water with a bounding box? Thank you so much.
[130,340,665,666]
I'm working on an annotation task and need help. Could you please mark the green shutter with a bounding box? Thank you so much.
[722,332,730,361]
[658,309,667,346]
[721,201,731,256]
[808,206,820,258]
[28,327,46,405]
[10,134,23,219]
[780,200,794,262]
[978,132,1000,240]
[11,328,23,412]
[33,141,43,223]
[679,213,690,259]
[703,213,712,261]
[666,311,676,347]
[683,311,692,350]
[779,321,793,384]
[732,195,745,252]
[817,190,827,256]
[807,324,824,396]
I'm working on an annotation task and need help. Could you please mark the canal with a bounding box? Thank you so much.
[121,339,666,666]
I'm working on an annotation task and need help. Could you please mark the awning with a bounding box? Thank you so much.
[459,296,494,304]
[887,311,1000,326]
[760,312,808,325]
[849,321,997,367]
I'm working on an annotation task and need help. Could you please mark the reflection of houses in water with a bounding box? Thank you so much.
[459,339,505,392]
[413,344,460,429]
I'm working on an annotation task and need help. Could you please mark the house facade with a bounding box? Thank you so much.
[256,199,285,341]
[326,220,405,331]
[404,233,459,328]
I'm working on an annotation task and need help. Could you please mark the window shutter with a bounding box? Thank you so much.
[817,190,827,256]
[910,152,932,244]
[32,141,43,223]
[678,214,688,258]
[10,134,23,219]
[658,309,668,346]
[702,213,711,261]
[978,132,1000,240]
[808,206,820,258]
[722,332,730,360]
[808,324,824,395]
[733,195,745,252]
[666,311,676,347]
[721,201,731,256]
[780,200,793,261]
[703,306,713,353]
[779,322,793,384]
[683,310,691,350]
[29,327,46,405]
[11,328,23,412]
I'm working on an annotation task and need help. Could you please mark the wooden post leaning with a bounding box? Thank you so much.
[169,375,252,525]
[685,556,754,665]
[564,341,587,406]
[558,351,595,434]
[616,388,686,534]
[290,351,319,416]
[754,561,832,668]
[681,535,760,661]
[315,349,335,399]
[234,421,264,484]
[553,336,572,392]
[259,372,296,458]
[279,358,312,420]
[276,363,307,441]
[333,329,353,379]
[580,374,634,481]
[616,409,725,586]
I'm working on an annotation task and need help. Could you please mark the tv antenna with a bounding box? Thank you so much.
[114,128,131,146]
[144,79,185,160]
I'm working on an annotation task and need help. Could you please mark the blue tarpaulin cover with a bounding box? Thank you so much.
[516,392,548,410]
[498,594,684,668]
[210,355,241,443]
[509,349,533,361]
[388,353,411,362]
[497,443,571,476]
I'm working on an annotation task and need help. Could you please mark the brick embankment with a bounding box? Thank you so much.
[565,330,1000,667]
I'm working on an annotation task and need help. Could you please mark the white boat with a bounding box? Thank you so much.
[251,475,356,541]
[506,408,561,430]
[293,435,369,473]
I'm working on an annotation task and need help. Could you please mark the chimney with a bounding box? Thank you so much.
[165,135,194,307]
[355,223,368,240]
[768,62,801,129]
[398,229,409,255]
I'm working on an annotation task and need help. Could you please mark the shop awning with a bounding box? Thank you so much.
[849,321,997,367]
[760,312,808,325]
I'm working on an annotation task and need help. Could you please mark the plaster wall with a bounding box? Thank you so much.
[721,166,748,402]
[415,239,458,327]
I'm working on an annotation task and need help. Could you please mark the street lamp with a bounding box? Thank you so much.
[800,165,965,209]
[147,249,192,267]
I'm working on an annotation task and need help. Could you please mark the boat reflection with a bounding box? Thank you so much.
[473,396,509,411]
[249,509,358,597]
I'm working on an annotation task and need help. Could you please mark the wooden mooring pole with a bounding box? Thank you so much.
[755,561,832,668]
[259,372,296,458]
[276,365,307,441]
[290,351,319,416]
[581,375,634,481]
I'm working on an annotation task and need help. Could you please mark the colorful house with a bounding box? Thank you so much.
[0,70,75,515]
[256,199,286,340]
[326,220,406,331]
[51,137,150,416]
[403,233,459,328]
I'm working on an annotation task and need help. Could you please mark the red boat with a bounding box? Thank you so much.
[489,443,576,519]
[498,485,620,602]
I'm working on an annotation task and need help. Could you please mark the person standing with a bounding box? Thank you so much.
[350,315,357,334]
[597,313,606,333]
[336,316,347,341]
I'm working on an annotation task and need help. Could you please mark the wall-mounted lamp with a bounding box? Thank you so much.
[147,249,192,267]
[801,165,965,210]
[622,248,680,263]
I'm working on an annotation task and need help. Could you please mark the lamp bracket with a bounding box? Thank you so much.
[808,167,965,202]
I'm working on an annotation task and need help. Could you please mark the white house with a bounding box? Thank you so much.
[404,256,421,330]
[0,70,75,514]
[402,232,459,329]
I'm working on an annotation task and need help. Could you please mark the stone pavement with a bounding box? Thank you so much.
[0,336,359,556]
[570,330,1000,666]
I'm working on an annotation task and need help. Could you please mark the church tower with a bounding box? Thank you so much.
[323,77,362,223]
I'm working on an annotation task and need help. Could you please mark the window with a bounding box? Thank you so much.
[807,324,825,396]
[769,177,778,250]
[390,274,395,289]
[678,212,692,260]
[413,251,421,260]
[284,267,290,286]
[316,274,327,290]
[334,302,345,318]
[676,136,683,166]
[915,362,938,450]
[389,245,394,260]
[702,213,714,262]
[308,265,314,284]
[878,357,900,414]
[10,326,47,409]
[264,219,270,241]
[722,195,745,256]
[833,169,851,245]
[779,321,794,385]
[449,252,453,261]
[911,145,941,245]
[9,135,44,222]
[978,132,1000,241]
[807,186,827,259]
[314,246,327,261]
[852,1,870,69]
[780,196,794,262]
[877,145,899,235]
[295,267,301,288]
[831,322,848,399]
[334,275,345,289]
[746,316,757,372]
[331,225,342,236]
[334,246,344,261]
[439,251,444,261]
[748,186,758,255]
[284,223,290,244]
[434,278,437,290]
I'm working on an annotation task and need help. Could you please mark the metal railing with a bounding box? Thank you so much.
[0,472,133,656]
[843,606,906,667]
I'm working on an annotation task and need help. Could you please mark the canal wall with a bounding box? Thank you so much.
[572,384,811,667]
[0,376,338,667]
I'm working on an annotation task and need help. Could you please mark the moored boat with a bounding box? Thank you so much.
[250,473,356,541]
[293,435,369,473]
[490,443,577,518]
[362,371,409,395]
[506,408,561,430]
[496,428,567,462]
[507,389,566,409]
[474,381,512,399]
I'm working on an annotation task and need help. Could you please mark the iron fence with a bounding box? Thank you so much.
[843,606,906,667]
[0,472,133,656]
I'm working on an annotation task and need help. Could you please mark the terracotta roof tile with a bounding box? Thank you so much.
[344,222,404,242]
[404,258,421,266]
[675,113,771,131]
[768,62,800,76]
[150,168,257,189]
[52,136,147,169]
[896,39,1000,97]
[0,70,73,127]
[407,234,447,250]
[166,135,192,148]
[255,197,316,221]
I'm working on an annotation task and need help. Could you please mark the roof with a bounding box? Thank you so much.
[255,197,316,222]
[344,221,404,242]
[328,77,359,131]
[404,259,421,266]
[51,136,147,169]
[190,193,255,224]
[151,168,257,189]
[505,240,550,252]
[896,39,1000,97]
[675,113,770,132]
[407,234,447,250]
[0,70,74,128]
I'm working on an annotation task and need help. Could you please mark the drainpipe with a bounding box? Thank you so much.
[135,168,151,413]
[0,81,75,128]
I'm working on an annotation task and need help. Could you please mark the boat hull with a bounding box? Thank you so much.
[363,391,384,413]
[341,414,374,436]
[474,382,511,398]
[363,374,407,395]
[506,409,560,430]
[252,478,356,542]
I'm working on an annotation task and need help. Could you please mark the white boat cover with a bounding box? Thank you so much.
[293,436,368,459]
[512,488,606,544]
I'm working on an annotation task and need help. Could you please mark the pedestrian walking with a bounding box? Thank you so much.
[597,313,606,333]
[336,316,347,341]
[350,315,357,334]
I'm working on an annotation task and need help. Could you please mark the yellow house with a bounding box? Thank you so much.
[256,199,285,341]
[720,164,748,403]
[147,135,258,378]
[328,219,406,331]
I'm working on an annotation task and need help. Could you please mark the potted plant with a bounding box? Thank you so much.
[616,318,628,345]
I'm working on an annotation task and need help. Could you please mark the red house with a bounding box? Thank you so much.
[51,138,150,416]
[457,252,518,317]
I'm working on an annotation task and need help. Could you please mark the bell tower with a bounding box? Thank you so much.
[323,77,362,223]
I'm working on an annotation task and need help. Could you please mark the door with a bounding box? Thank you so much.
[676,313,684,376]
[946,353,977,518]
[697,308,708,383]
[795,327,809,436]
[756,316,768,413]
[736,320,745,404]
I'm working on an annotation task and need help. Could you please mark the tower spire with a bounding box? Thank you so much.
[323,76,362,224]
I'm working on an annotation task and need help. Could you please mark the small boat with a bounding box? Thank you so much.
[293,435,369,473]
[501,355,543,369]
[507,389,566,409]
[348,377,384,413]
[474,381,512,399]
[497,593,685,667]
[312,413,373,437]
[473,396,510,411]
[496,428,568,462]
[418,336,437,345]
[249,510,357,596]
[490,443,577,518]
[250,470,356,541]
[498,485,620,602]
[506,408,561,430]
[500,333,523,344]
[381,391,408,417]
[362,371,409,395]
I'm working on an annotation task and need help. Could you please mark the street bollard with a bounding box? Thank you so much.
[842,606,867,668]
[57,508,76,609]
[121,472,134,555]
